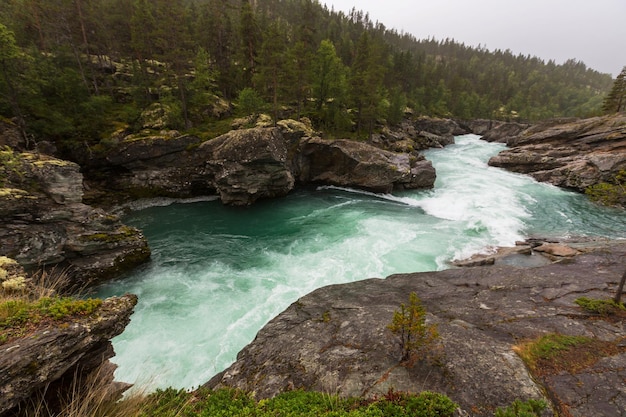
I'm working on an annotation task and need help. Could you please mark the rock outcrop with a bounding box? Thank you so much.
[463,119,530,141]
[206,240,626,417]
[0,149,150,287]
[84,122,439,207]
[201,127,296,206]
[488,114,626,191]
[0,294,138,416]
[296,138,436,193]
[373,117,464,152]
[83,132,213,205]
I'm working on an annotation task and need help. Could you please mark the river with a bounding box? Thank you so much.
[95,134,626,390]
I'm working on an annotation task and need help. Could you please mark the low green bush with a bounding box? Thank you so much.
[494,398,547,417]
[0,297,102,330]
[575,296,625,315]
[138,388,458,417]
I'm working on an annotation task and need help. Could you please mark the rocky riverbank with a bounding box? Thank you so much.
[206,239,626,417]
[1,114,624,416]
[488,113,626,193]
[0,258,138,415]
[0,146,150,288]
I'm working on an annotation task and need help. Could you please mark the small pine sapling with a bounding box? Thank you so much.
[387,292,440,364]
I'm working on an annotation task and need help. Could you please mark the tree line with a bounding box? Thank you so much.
[0,0,616,153]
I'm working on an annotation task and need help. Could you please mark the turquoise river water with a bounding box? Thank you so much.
[95,134,626,391]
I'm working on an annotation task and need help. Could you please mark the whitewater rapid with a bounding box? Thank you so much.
[95,134,626,390]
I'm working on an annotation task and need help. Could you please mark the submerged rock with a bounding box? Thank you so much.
[206,240,626,416]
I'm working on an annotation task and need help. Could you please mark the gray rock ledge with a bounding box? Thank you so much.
[206,240,626,417]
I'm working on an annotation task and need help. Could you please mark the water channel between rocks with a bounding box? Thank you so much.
[95,134,626,390]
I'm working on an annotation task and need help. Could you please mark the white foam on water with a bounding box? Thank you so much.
[97,134,626,392]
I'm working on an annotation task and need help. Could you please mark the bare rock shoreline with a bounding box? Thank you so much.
[206,239,626,417]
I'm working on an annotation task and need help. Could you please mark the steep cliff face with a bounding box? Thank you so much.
[206,240,626,417]
[488,114,626,191]
[0,293,138,416]
[0,147,150,287]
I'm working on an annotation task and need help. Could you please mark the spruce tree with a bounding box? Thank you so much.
[602,66,626,114]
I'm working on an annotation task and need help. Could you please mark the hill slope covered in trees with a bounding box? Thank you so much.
[0,0,614,153]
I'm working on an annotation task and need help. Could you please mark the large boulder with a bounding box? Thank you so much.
[0,294,137,415]
[296,138,436,193]
[489,114,626,191]
[201,127,295,206]
[206,240,626,417]
[0,149,150,287]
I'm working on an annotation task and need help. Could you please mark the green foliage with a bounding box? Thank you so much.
[139,388,458,417]
[602,66,626,113]
[0,296,103,331]
[0,145,23,186]
[387,292,440,363]
[237,87,265,116]
[575,296,626,315]
[494,399,547,417]
[0,0,615,152]
[515,333,592,375]
[585,170,626,208]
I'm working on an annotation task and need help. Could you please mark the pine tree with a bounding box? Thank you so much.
[239,0,260,87]
[0,23,29,144]
[603,67,626,114]
[310,39,349,131]
[255,20,287,124]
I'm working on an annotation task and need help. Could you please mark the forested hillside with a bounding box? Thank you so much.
[0,0,614,153]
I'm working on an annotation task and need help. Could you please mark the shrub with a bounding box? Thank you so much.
[237,88,265,116]
[387,292,440,363]
[575,296,625,315]
[405,391,458,417]
[494,399,547,417]
[1,276,26,292]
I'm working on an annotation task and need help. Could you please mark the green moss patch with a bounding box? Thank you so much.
[514,333,622,377]
[0,297,102,344]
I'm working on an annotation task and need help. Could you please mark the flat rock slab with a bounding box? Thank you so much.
[207,241,626,416]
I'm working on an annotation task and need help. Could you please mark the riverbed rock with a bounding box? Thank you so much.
[81,132,214,206]
[0,294,138,416]
[206,240,626,417]
[479,121,531,143]
[488,114,626,191]
[375,117,463,152]
[0,149,150,287]
[296,138,436,193]
[201,127,295,205]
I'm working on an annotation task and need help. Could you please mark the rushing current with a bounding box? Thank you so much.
[95,134,626,391]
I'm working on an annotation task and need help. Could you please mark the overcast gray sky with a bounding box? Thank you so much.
[323,0,625,77]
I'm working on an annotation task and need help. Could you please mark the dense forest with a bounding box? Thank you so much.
[0,0,615,153]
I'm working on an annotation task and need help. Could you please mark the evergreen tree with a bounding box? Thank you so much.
[239,0,260,86]
[255,20,288,123]
[603,67,626,114]
[350,31,385,138]
[0,23,30,143]
[311,39,348,130]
